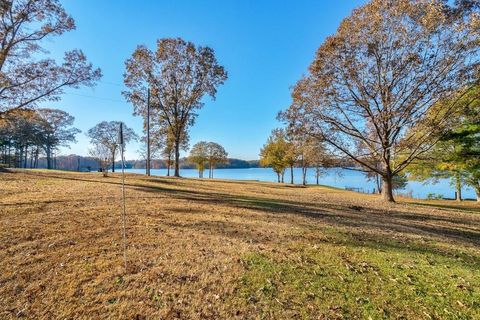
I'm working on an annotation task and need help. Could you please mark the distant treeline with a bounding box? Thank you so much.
[32,155,260,171]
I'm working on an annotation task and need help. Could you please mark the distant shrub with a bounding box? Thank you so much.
[426,193,444,200]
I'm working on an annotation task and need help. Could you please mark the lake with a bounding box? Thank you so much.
[125,167,477,200]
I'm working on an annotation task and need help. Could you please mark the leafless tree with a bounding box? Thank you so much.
[87,121,137,172]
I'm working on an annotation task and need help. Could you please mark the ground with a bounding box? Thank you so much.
[0,170,479,319]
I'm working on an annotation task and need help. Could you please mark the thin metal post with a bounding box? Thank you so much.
[119,123,127,271]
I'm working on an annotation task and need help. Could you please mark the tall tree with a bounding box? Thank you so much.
[260,129,289,183]
[87,121,137,172]
[0,0,101,115]
[282,0,479,202]
[279,111,335,185]
[148,110,189,176]
[0,109,43,167]
[206,142,228,178]
[37,108,79,169]
[283,133,298,184]
[88,143,111,177]
[301,136,334,186]
[188,141,209,178]
[123,38,227,177]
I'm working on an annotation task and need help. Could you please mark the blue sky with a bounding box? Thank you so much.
[48,0,366,159]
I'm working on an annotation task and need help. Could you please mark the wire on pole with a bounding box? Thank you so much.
[119,123,127,271]
[146,88,151,176]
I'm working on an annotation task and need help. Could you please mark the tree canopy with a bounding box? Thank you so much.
[0,0,101,115]
[188,141,209,178]
[123,38,227,177]
[281,0,479,201]
[87,121,137,172]
[0,108,79,168]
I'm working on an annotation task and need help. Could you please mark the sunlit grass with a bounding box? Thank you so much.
[0,169,479,319]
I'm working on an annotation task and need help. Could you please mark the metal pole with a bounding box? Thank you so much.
[119,123,127,271]
[146,88,151,176]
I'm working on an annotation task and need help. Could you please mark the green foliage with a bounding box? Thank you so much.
[392,172,408,191]
[188,141,228,178]
[260,129,291,182]
[426,193,444,200]
[188,141,209,178]
[407,85,480,200]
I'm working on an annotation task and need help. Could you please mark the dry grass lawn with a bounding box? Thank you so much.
[0,170,479,319]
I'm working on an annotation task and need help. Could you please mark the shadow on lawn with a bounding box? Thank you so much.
[136,181,480,247]
[408,201,480,213]
[23,171,480,266]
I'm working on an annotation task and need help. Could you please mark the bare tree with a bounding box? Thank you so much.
[87,121,137,172]
[123,38,227,177]
[88,143,111,177]
[0,0,101,116]
[283,0,479,201]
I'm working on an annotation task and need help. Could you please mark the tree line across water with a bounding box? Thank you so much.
[0,0,479,202]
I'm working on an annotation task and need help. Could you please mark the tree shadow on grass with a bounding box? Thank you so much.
[408,201,480,213]
[30,170,480,246]
[20,171,480,266]
[132,181,480,248]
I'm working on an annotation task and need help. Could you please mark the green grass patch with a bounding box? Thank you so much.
[238,240,480,319]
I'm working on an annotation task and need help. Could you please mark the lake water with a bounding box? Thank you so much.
[125,167,477,200]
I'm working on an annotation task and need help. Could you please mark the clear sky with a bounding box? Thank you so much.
[47,0,366,160]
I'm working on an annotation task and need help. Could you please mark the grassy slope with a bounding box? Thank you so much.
[0,170,479,319]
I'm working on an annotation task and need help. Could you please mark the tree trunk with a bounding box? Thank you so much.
[46,145,52,169]
[302,167,307,186]
[103,165,108,177]
[29,147,34,168]
[166,155,171,177]
[24,145,28,168]
[7,143,11,167]
[316,167,320,185]
[18,145,23,168]
[111,148,116,173]
[475,185,480,202]
[454,174,462,202]
[381,175,395,202]
[376,174,382,194]
[7,144,11,167]
[290,165,294,184]
[174,139,180,177]
[34,147,39,168]
[277,172,280,183]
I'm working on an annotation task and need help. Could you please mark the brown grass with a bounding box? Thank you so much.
[0,170,479,319]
